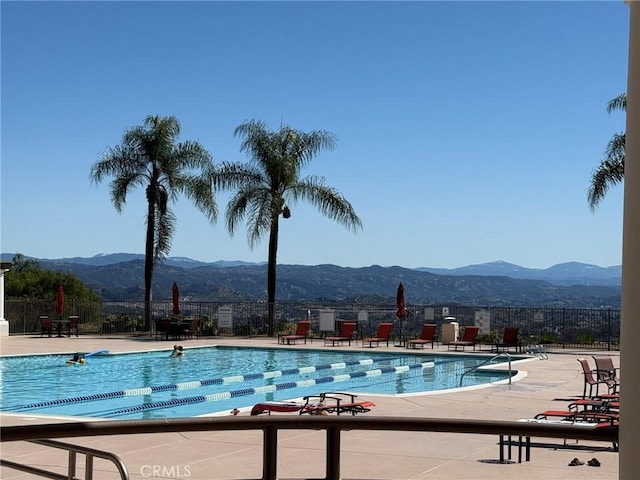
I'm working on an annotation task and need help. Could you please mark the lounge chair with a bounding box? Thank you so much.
[592,356,620,393]
[534,409,618,424]
[278,320,311,345]
[362,322,393,347]
[533,393,620,422]
[324,322,357,346]
[530,407,619,451]
[40,315,52,337]
[578,358,617,399]
[446,326,479,351]
[406,323,437,349]
[251,392,374,416]
[300,392,375,415]
[568,399,619,412]
[491,327,521,353]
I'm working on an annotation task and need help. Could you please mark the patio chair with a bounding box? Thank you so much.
[65,316,80,337]
[155,319,171,340]
[182,318,200,339]
[324,322,357,346]
[577,358,617,399]
[491,327,521,353]
[592,356,620,394]
[446,326,479,351]
[278,320,311,345]
[40,315,52,337]
[362,322,393,347]
[407,323,437,349]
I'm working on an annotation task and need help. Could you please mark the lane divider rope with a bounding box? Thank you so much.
[104,362,435,417]
[8,358,381,411]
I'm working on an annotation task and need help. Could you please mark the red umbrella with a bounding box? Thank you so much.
[172,281,180,316]
[396,282,408,320]
[56,286,65,315]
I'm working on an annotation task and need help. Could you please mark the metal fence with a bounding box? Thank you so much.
[5,299,620,350]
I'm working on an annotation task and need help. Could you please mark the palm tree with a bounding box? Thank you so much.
[588,93,627,211]
[214,120,362,336]
[90,115,217,329]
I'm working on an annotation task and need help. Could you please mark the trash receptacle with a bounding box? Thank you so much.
[441,318,459,343]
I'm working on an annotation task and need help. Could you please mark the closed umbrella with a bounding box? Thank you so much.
[172,281,180,316]
[56,285,65,315]
[396,282,408,319]
[396,282,409,345]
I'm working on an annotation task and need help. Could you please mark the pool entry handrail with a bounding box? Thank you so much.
[1,438,129,480]
[0,416,617,480]
[459,353,513,387]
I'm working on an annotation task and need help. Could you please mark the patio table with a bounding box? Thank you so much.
[52,319,70,338]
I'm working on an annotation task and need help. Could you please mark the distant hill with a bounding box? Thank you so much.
[417,260,621,287]
[2,253,621,286]
[1,253,262,269]
[4,253,619,308]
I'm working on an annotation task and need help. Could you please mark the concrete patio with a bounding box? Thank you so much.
[0,335,619,479]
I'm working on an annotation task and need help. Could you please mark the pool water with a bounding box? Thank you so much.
[0,346,517,420]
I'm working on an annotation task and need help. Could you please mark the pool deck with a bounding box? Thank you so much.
[0,335,619,479]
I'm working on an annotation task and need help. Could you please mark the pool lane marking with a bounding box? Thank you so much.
[7,358,379,411]
[103,362,435,417]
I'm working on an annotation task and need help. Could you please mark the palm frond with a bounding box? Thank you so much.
[605,132,626,162]
[588,94,627,211]
[213,162,265,190]
[181,173,217,224]
[245,192,273,249]
[588,157,624,211]
[606,93,627,114]
[225,187,271,243]
[291,176,363,232]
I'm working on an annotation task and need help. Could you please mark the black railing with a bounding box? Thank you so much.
[0,417,618,480]
[4,300,620,350]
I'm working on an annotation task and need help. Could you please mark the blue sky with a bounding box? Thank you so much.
[1,1,630,269]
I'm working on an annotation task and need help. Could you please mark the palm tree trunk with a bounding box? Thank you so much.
[266,216,279,337]
[144,193,156,332]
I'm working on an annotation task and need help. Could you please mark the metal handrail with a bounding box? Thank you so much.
[459,352,512,387]
[1,438,129,480]
[0,416,617,480]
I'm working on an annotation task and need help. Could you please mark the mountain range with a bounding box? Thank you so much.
[3,253,621,308]
[9,253,621,286]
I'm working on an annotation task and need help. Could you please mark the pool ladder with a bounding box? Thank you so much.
[459,353,512,387]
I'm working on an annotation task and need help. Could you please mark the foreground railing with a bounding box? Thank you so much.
[1,438,129,480]
[0,416,618,480]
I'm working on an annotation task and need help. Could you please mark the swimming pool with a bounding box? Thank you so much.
[0,346,519,420]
